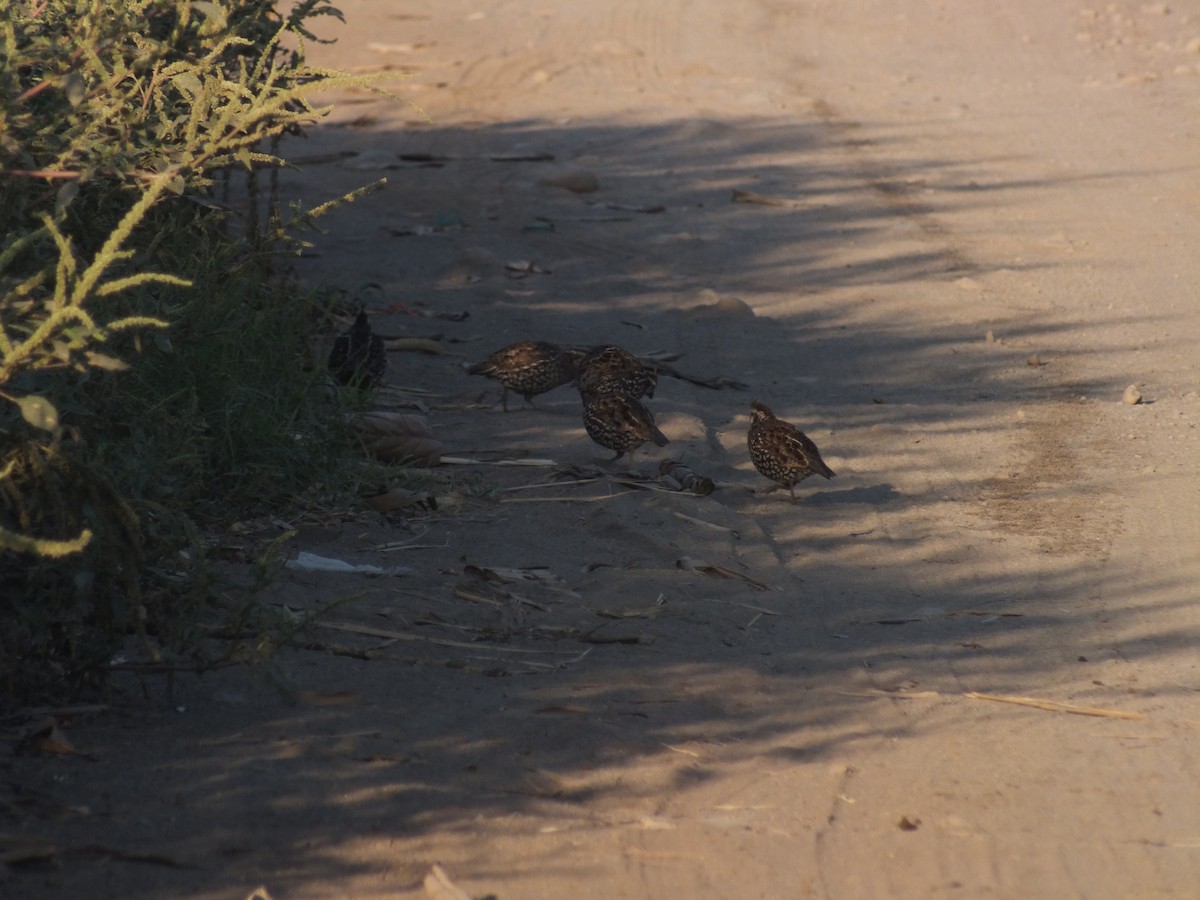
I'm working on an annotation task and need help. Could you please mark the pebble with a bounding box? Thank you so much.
[1123,384,1144,405]
[688,288,756,318]
[541,170,600,193]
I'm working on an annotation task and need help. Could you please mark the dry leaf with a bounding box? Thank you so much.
[17,720,88,758]
[353,412,442,464]
[354,411,434,438]
[383,337,453,355]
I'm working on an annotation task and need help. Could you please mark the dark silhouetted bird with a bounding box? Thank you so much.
[575,344,657,401]
[467,340,577,410]
[328,310,386,389]
[747,399,835,502]
[583,393,669,465]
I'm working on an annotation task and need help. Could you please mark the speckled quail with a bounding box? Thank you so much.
[583,393,669,465]
[467,340,577,410]
[747,399,835,502]
[575,344,657,401]
[328,310,386,389]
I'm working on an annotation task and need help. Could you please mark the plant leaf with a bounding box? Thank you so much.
[85,351,130,371]
[15,395,60,432]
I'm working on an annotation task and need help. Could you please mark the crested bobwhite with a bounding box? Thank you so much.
[747,399,835,502]
[467,340,577,410]
[575,344,657,402]
[583,393,669,465]
[328,310,386,389]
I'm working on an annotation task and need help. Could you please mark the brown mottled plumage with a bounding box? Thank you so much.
[583,393,669,464]
[467,340,577,410]
[575,345,657,402]
[328,310,387,389]
[747,399,835,502]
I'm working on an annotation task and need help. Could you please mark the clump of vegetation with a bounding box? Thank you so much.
[1,0,388,704]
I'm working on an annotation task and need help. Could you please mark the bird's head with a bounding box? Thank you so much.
[750,399,774,424]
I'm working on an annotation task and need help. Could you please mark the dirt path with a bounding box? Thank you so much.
[8,1,1200,897]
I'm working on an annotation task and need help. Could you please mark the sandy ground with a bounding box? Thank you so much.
[6,1,1200,897]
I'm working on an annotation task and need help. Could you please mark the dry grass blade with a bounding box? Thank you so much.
[502,477,602,492]
[319,620,580,655]
[696,598,782,616]
[455,585,547,612]
[579,632,653,645]
[594,598,669,619]
[423,863,472,900]
[452,587,505,609]
[964,692,1148,720]
[502,491,639,503]
[441,456,557,467]
[677,556,774,591]
[652,361,749,391]
[673,511,737,534]
[613,478,677,494]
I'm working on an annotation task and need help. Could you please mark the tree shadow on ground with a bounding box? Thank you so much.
[8,112,1192,898]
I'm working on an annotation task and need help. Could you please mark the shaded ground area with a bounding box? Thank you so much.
[5,1,1200,897]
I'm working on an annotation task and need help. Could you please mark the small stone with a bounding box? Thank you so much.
[985,329,996,343]
[688,289,756,318]
[1027,354,1041,366]
[541,170,600,193]
[1123,384,1143,405]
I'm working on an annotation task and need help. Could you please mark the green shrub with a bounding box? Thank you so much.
[0,0,387,704]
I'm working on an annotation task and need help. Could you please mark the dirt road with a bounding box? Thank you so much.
[10,1,1200,897]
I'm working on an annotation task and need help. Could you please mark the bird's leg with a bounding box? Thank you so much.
[501,387,510,412]
[789,485,798,504]
[609,449,626,464]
